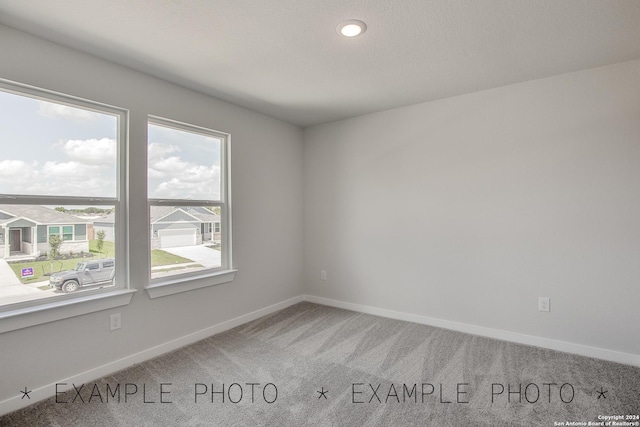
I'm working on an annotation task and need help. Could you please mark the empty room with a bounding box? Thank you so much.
[0,1,639,426]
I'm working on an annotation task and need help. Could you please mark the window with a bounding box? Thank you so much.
[0,79,129,314]
[48,225,80,242]
[62,226,73,241]
[86,262,100,271]
[48,226,60,238]
[147,116,233,294]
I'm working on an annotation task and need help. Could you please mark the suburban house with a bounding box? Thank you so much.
[151,206,221,249]
[92,213,116,243]
[0,205,91,259]
[94,206,221,249]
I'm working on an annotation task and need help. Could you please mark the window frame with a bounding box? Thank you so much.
[62,225,73,241]
[145,116,235,298]
[0,78,134,332]
[48,225,79,242]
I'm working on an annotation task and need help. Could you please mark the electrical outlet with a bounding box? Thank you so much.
[110,313,121,331]
[320,270,327,281]
[538,297,550,312]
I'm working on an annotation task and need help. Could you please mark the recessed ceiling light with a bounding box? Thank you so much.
[337,20,367,37]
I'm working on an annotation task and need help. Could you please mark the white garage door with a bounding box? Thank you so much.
[159,228,196,248]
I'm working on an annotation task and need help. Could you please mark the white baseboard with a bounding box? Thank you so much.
[304,294,640,368]
[3,293,638,417]
[0,295,304,416]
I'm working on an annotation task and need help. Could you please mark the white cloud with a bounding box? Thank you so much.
[0,160,27,176]
[179,165,219,183]
[41,161,103,177]
[62,138,116,165]
[0,159,115,198]
[38,101,99,122]
[149,154,220,200]
[152,156,189,173]
[153,176,220,200]
[147,168,165,179]
[36,161,114,196]
[148,142,180,161]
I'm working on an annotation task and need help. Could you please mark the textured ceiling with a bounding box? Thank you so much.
[1,0,639,127]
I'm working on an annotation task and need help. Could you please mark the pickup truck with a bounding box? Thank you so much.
[49,258,115,293]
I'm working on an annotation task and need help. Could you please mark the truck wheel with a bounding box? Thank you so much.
[62,280,79,293]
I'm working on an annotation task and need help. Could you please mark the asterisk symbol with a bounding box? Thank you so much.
[596,387,607,399]
[317,387,328,399]
[20,387,32,400]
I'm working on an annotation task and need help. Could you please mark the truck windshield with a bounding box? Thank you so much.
[74,263,85,271]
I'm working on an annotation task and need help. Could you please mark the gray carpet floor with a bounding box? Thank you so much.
[2,302,639,426]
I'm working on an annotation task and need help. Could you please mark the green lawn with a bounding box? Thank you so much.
[9,257,93,284]
[90,239,115,258]
[90,239,194,266]
[8,240,193,284]
[151,249,193,267]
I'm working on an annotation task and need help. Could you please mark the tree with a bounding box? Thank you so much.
[96,230,106,255]
[54,207,66,213]
[48,234,62,259]
[84,207,109,214]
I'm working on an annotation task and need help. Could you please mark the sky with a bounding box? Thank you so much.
[148,123,221,201]
[0,88,221,201]
[0,89,117,198]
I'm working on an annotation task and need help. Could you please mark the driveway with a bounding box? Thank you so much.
[0,259,49,302]
[161,245,222,268]
[0,259,21,286]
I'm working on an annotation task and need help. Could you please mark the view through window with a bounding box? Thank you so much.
[148,118,228,281]
[0,83,123,307]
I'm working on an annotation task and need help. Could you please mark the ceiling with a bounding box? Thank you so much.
[1,0,639,127]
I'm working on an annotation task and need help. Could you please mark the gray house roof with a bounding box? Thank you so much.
[95,206,220,225]
[94,212,115,225]
[151,206,220,224]
[0,205,91,226]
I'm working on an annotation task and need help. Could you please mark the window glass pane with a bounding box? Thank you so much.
[150,205,222,280]
[0,204,116,306]
[0,89,118,198]
[75,224,87,240]
[62,225,73,241]
[148,123,222,201]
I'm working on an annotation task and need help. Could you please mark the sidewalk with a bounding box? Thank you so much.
[161,245,222,268]
[151,261,202,271]
[0,259,21,286]
[0,259,51,301]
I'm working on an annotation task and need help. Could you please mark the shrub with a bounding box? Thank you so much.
[48,235,62,259]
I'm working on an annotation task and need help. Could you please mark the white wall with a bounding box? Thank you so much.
[0,24,303,406]
[1,20,639,413]
[304,59,640,357]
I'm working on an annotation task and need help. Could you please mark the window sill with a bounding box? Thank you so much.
[145,269,236,299]
[0,289,136,334]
